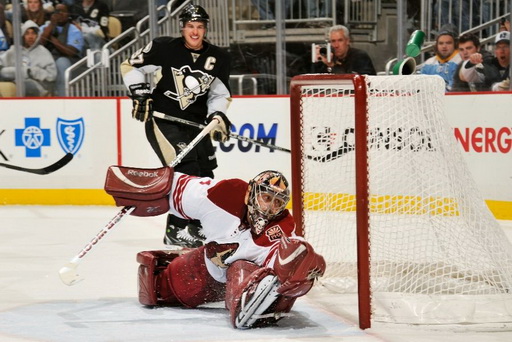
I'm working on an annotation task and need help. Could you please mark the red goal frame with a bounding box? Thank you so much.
[289,74,371,329]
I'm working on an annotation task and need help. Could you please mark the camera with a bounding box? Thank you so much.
[311,43,332,63]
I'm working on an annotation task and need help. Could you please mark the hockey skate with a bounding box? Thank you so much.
[164,215,206,249]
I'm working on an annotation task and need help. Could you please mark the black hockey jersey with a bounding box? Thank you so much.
[124,37,232,123]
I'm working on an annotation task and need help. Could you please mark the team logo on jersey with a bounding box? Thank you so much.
[164,66,214,110]
[265,225,283,241]
[205,241,239,268]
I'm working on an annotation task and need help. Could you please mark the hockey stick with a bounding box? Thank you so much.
[152,112,292,153]
[0,152,74,175]
[152,112,350,161]
[58,119,219,286]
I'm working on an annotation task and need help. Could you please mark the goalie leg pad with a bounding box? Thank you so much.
[136,250,184,306]
[226,261,293,329]
[225,260,260,312]
[162,246,225,308]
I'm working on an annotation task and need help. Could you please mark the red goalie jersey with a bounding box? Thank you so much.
[136,170,326,329]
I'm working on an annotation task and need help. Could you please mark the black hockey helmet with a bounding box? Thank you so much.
[179,4,209,28]
[246,170,290,235]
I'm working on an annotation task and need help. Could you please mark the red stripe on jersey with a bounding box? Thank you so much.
[173,174,195,219]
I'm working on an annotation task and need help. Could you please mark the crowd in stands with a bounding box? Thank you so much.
[0,0,174,96]
[0,1,510,96]
[418,19,510,92]
[0,0,115,96]
[309,19,510,92]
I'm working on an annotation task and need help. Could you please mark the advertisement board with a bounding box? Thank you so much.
[0,94,510,218]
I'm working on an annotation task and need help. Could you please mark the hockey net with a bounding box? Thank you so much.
[290,74,512,328]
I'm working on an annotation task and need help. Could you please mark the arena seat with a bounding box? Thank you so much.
[0,82,16,97]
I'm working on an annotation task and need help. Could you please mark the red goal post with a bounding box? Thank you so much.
[289,74,512,330]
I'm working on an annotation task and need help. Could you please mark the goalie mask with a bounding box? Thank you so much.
[179,4,210,28]
[246,171,290,235]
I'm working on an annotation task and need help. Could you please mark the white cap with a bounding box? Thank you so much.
[495,31,510,44]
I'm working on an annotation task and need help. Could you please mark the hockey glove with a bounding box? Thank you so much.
[273,238,326,297]
[206,111,232,143]
[129,83,153,122]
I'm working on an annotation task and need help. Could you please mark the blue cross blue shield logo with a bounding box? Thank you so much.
[14,117,51,157]
[57,118,85,154]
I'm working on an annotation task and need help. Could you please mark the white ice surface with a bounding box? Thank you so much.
[1,205,512,342]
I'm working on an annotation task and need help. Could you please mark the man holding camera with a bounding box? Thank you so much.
[312,25,376,75]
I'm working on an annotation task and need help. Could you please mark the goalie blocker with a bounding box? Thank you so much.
[137,238,325,329]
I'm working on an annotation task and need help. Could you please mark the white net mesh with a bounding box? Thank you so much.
[294,75,512,323]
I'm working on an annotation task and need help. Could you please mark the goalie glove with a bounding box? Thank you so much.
[129,83,153,122]
[273,237,326,297]
[205,111,232,142]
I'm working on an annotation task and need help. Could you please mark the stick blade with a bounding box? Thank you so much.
[59,263,83,286]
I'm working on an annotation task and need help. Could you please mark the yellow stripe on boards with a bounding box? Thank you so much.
[0,189,115,205]
[302,192,512,220]
[0,190,510,221]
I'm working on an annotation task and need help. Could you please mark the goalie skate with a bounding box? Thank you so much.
[164,216,205,249]
[235,275,282,329]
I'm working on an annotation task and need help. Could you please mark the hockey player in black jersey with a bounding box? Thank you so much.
[120,4,233,249]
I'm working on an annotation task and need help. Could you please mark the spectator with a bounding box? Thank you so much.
[460,31,510,92]
[70,0,110,51]
[420,23,461,91]
[312,25,376,75]
[451,32,491,92]
[22,0,53,26]
[0,20,57,96]
[39,2,84,97]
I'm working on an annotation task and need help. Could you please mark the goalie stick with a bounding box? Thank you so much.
[152,112,348,161]
[0,152,74,175]
[58,118,220,286]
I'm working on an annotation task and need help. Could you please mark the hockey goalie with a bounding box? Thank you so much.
[133,169,326,329]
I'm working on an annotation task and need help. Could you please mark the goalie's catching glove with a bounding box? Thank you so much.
[206,111,232,142]
[129,83,153,122]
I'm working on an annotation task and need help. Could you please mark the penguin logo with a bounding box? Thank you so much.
[165,66,214,109]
